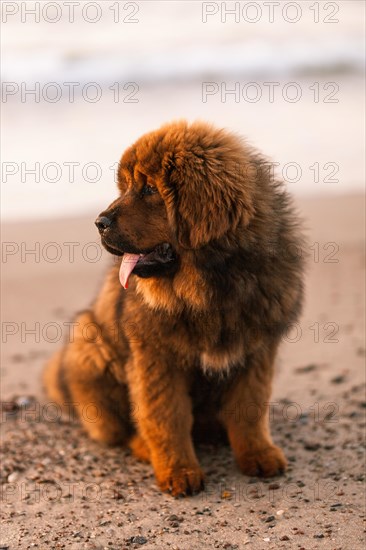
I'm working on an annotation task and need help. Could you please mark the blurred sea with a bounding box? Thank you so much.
[1,1,365,221]
[3,1,365,85]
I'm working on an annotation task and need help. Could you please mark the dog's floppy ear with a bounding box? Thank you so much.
[161,150,255,249]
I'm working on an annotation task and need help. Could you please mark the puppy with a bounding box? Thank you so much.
[44,120,305,496]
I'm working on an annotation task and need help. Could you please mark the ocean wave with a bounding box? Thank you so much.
[2,38,364,87]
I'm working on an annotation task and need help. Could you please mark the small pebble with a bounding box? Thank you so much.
[295,364,317,373]
[331,375,346,384]
[15,395,35,408]
[265,515,276,523]
[130,536,147,545]
[7,472,18,483]
[303,441,320,451]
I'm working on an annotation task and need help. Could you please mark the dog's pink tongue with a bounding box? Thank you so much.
[119,253,141,289]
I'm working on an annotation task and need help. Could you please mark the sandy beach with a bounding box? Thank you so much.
[1,1,365,547]
[1,194,365,549]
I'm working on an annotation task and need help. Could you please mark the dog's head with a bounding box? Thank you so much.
[96,120,255,289]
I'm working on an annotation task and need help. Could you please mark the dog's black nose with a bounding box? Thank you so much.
[95,216,111,232]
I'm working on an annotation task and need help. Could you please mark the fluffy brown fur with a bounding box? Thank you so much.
[44,120,305,496]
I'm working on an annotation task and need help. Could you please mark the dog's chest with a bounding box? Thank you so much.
[186,311,247,372]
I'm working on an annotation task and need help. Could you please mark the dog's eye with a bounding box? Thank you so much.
[140,184,157,197]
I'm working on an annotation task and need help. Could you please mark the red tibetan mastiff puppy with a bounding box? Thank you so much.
[44,121,305,496]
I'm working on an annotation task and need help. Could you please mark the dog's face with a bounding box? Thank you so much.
[95,121,256,289]
[95,162,178,287]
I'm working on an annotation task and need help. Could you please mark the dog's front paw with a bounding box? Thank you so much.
[155,464,205,497]
[237,445,287,478]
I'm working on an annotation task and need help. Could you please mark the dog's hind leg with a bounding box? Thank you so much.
[43,311,131,446]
